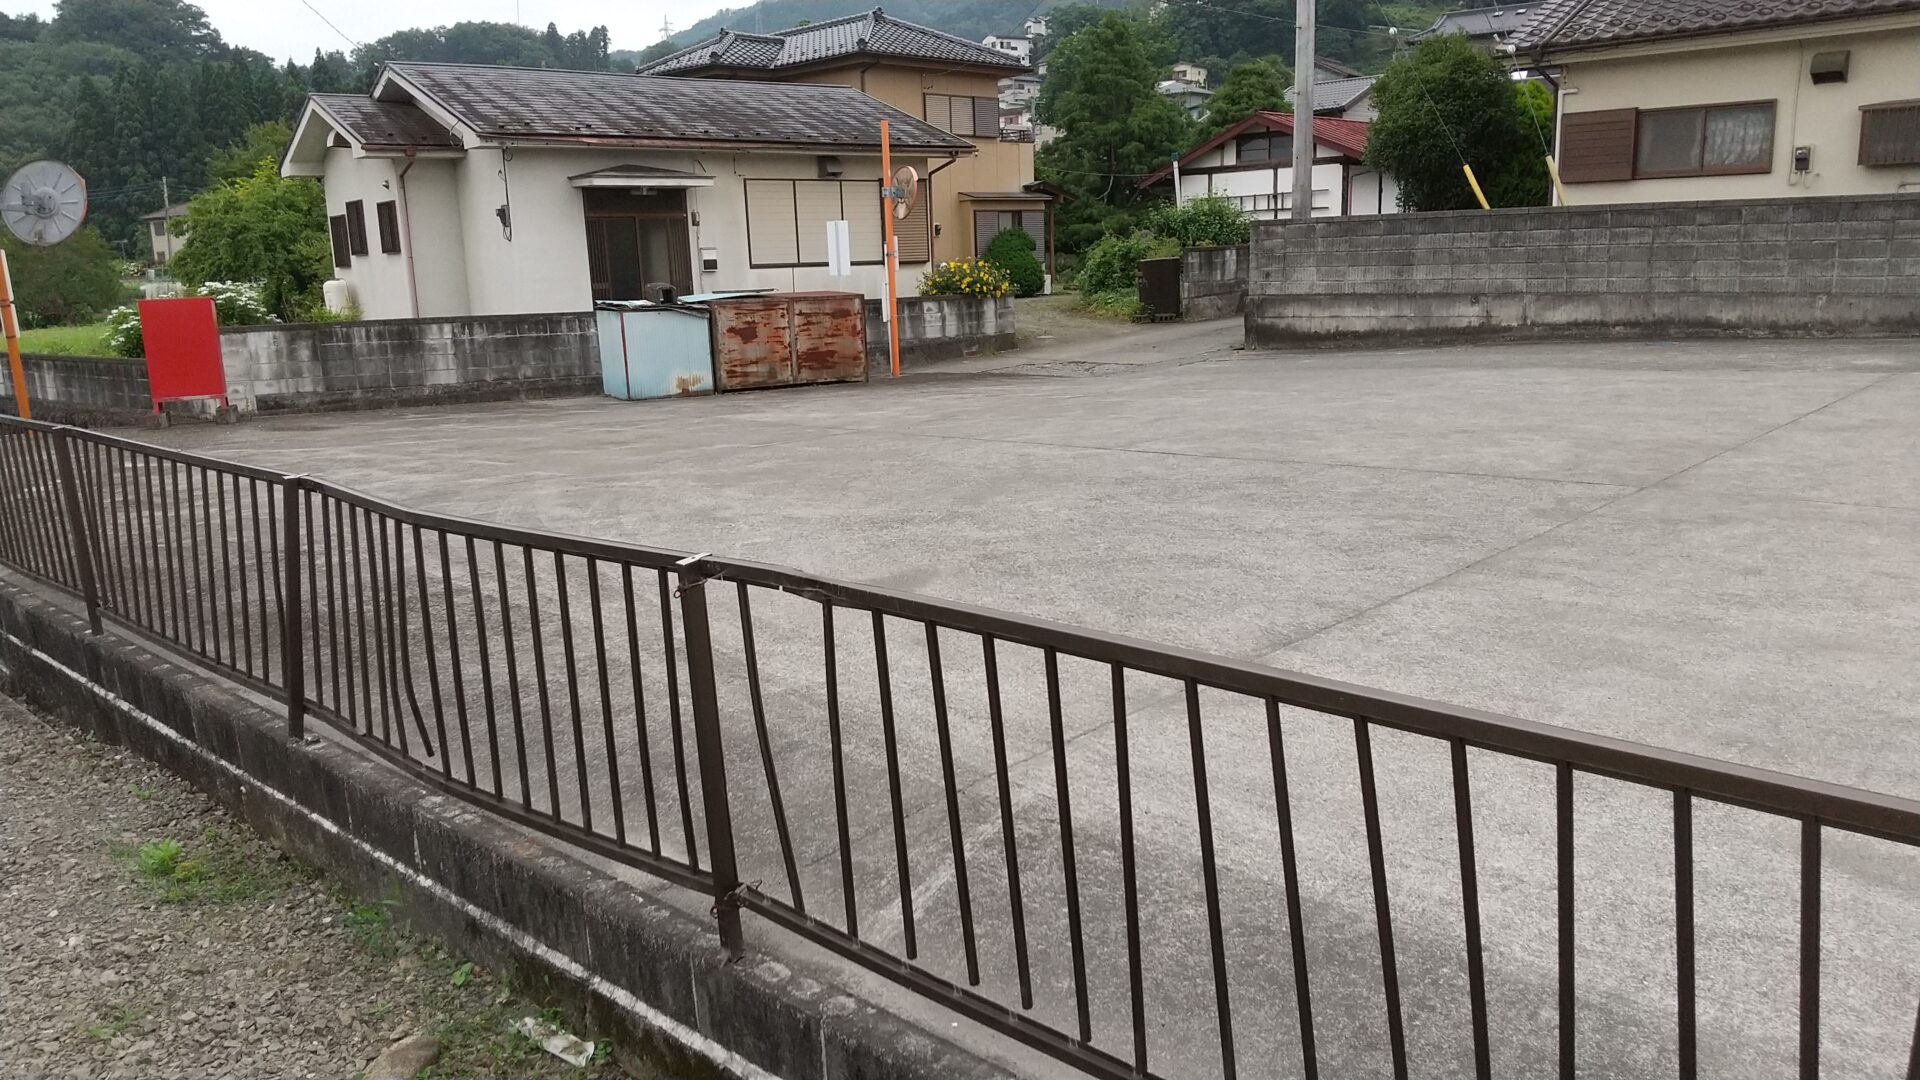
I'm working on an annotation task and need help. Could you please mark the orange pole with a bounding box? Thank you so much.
[0,249,29,419]
[880,119,902,378]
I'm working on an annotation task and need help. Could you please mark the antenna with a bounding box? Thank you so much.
[2,160,89,246]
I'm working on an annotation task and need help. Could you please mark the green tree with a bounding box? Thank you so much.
[0,227,125,327]
[1485,79,1554,208]
[1204,59,1290,133]
[982,229,1046,297]
[47,0,218,59]
[169,160,330,320]
[206,121,293,183]
[1364,34,1537,211]
[628,40,682,69]
[1035,13,1194,250]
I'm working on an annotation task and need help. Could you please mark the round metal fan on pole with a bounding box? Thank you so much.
[1,159,90,418]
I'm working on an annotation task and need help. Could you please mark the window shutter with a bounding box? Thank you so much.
[1860,100,1920,166]
[376,200,401,254]
[794,180,843,263]
[745,180,799,265]
[841,180,884,262]
[897,184,931,264]
[1559,109,1637,182]
[1020,210,1047,250]
[975,97,999,137]
[345,199,369,255]
[950,96,975,137]
[924,93,951,132]
[329,214,351,268]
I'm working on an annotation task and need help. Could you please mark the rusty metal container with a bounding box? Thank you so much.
[704,291,868,392]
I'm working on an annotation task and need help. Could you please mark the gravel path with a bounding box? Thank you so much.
[0,691,625,1080]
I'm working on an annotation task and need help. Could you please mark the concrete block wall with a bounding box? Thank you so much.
[1181,244,1249,321]
[223,312,600,413]
[1246,194,1920,343]
[0,355,154,426]
[864,295,1017,372]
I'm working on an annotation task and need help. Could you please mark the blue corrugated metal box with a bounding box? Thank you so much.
[595,304,714,400]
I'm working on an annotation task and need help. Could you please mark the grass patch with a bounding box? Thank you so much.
[1076,289,1145,320]
[16,322,113,356]
[77,1002,151,1041]
[116,825,314,904]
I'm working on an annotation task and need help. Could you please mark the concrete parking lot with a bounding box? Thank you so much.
[137,329,1920,1079]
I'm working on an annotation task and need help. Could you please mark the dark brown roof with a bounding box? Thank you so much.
[636,8,1028,76]
[311,93,459,149]
[381,62,971,153]
[1516,0,1920,53]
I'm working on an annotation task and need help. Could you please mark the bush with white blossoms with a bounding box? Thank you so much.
[100,280,279,359]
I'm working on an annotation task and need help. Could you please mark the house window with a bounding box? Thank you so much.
[328,214,351,268]
[924,93,999,137]
[1634,101,1775,178]
[344,200,369,256]
[583,189,691,301]
[972,209,1046,259]
[744,179,887,268]
[1859,100,1920,166]
[1236,131,1293,164]
[375,200,401,254]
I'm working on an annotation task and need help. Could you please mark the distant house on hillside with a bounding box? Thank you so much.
[1410,4,1539,47]
[1283,56,1381,121]
[1157,77,1214,120]
[982,33,1032,63]
[282,62,970,320]
[140,202,190,265]
[637,9,1052,270]
[1140,112,1401,217]
[1516,0,1920,204]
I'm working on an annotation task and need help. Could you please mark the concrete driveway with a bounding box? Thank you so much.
[135,329,1920,1080]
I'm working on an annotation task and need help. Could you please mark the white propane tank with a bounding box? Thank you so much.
[322,278,356,314]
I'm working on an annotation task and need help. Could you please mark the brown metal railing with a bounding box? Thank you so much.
[3,411,1918,1080]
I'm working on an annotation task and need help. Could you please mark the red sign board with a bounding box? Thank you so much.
[138,296,227,409]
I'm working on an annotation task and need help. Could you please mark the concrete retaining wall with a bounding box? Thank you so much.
[222,313,600,414]
[1246,194,1920,344]
[864,295,1016,371]
[1,355,154,426]
[1181,245,1249,321]
[0,579,1013,1080]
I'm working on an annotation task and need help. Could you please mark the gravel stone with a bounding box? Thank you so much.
[0,692,625,1079]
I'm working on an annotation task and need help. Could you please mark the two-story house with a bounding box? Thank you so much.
[639,9,1051,268]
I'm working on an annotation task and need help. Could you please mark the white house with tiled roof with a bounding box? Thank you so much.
[1520,0,1920,202]
[282,62,972,319]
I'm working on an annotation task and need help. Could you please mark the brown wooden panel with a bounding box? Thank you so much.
[1560,109,1638,183]
[789,293,868,385]
[708,298,793,390]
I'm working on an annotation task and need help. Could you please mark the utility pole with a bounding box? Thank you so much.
[160,176,171,262]
[1291,0,1316,221]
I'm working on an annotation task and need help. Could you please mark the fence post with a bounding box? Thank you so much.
[51,430,103,635]
[280,476,306,740]
[675,555,745,959]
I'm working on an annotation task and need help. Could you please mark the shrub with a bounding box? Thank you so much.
[102,305,143,358]
[981,229,1046,297]
[1144,195,1251,247]
[1074,232,1157,294]
[919,258,1012,299]
[0,227,124,328]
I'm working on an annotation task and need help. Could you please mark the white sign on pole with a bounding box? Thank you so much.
[825,219,852,277]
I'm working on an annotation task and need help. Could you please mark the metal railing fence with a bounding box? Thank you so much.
[3,411,1918,1080]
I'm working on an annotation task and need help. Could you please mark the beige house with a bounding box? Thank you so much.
[140,202,190,265]
[639,9,1051,267]
[1519,0,1920,202]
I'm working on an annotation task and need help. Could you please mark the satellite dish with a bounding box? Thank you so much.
[891,165,920,220]
[2,160,89,246]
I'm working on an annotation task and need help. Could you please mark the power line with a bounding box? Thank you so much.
[297,0,362,50]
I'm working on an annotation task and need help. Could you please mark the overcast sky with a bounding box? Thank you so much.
[2,0,743,62]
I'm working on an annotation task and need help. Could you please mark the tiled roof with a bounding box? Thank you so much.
[636,8,1029,75]
[1514,0,1920,53]
[380,62,970,152]
[1285,74,1380,112]
[1139,111,1373,187]
[311,93,460,149]
[1410,4,1542,41]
